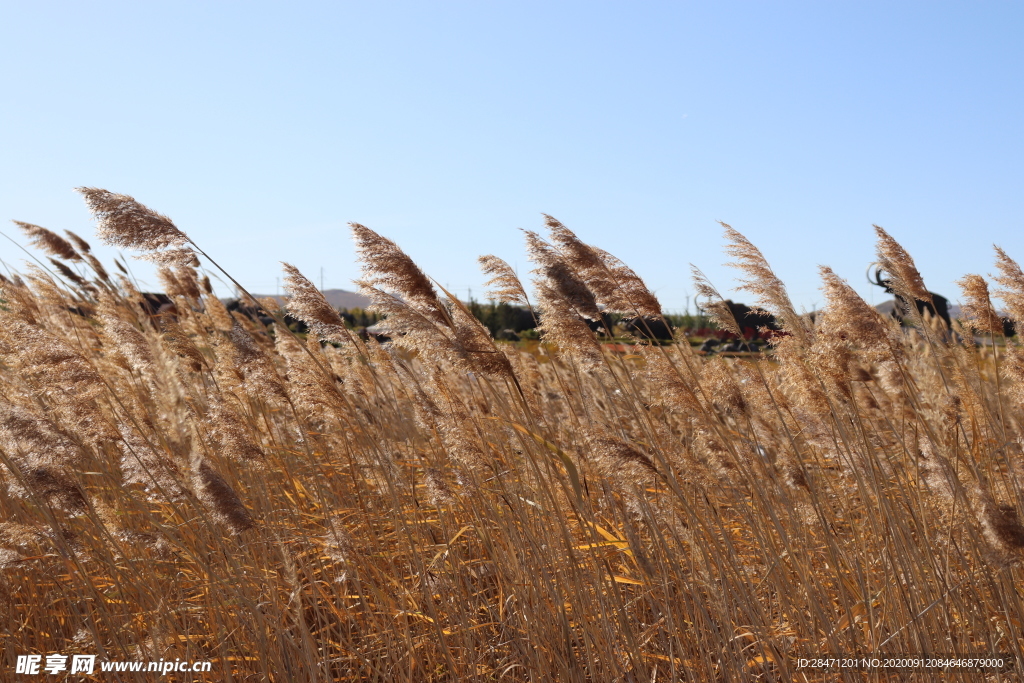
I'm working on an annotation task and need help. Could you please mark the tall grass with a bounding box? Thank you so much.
[2,189,1024,681]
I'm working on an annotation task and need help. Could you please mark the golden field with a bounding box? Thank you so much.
[2,189,1024,681]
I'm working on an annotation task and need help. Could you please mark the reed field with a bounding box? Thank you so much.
[5,188,1024,682]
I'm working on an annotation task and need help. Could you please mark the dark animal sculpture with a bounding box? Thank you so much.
[867,265,951,329]
[584,312,616,338]
[722,300,782,340]
[623,316,674,341]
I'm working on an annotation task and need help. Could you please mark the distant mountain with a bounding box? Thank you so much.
[238,289,372,311]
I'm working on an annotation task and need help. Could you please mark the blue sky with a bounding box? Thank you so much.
[2,1,1022,313]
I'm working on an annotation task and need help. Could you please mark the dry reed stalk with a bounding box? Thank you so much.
[478,254,531,307]
[873,224,933,317]
[994,246,1024,327]
[13,221,80,261]
[281,262,352,344]
[691,265,741,337]
[351,222,448,325]
[205,399,266,466]
[544,215,662,318]
[191,457,255,534]
[957,274,1003,335]
[227,323,288,404]
[273,329,345,423]
[201,292,236,333]
[116,421,187,500]
[77,187,193,253]
[353,226,512,380]
[524,229,601,322]
[721,223,808,344]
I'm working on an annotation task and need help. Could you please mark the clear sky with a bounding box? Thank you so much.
[2,1,1022,314]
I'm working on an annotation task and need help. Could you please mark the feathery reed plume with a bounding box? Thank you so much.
[174,264,203,302]
[545,215,620,309]
[401,365,488,470]
[202,293,235,333]
[545,215,662,317]
[351,222,448,325]
[814,266,903,399]
[82,252,110,283]
[873,224,931,306]
[533,281,604,369]
[590,245,664,318]
[157,266,186,300]
[274,329,344,422]
[228,324,287,403]
[191,458,255,534]
[448,297,514,379]
[0,403,92,516]
[0,522,46,568]
[981,499,1024,555]
[957,274,1003,335]
[76,187,196,262]
[525,230,600,321]
[14,221,80,261]
[117,423,186,500]
[586,434,659,484]
[721,223,806,343]
[691,266,740,336]
[206,400,265,466]
[818,267,897,357]
[700,358,748,418]
[159,317,206,373]
[1002,345,1024,409]
[323,516,354,564]
[47,258,88,289]
[424,467,456,506]
[136,248,200,267]
[101,313,155,373]
[478,254,531,307]
[523,229,606,367]
[0,280,40,325]
[281,263,351,343]
[993,246,1024,328]
[63,230,92,254]
[358,273,512,379]
[9,465,88,514]
[0,401,87,469]
[638,346,702,414]
[0,317,115,444]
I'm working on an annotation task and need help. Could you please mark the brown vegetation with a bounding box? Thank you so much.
[2,190,1024,681]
